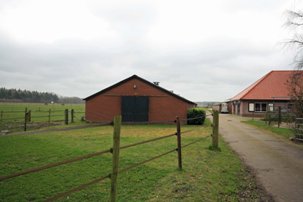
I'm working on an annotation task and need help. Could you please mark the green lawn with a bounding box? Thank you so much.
[0,120,264,201]
[243,119,294,139]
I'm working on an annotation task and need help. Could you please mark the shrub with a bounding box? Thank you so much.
[187,108,206,125]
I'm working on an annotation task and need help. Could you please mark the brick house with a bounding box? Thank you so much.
[229,70,296,117]
[84,75,196,123]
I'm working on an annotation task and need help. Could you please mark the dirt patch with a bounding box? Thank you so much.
[238,165,274,202]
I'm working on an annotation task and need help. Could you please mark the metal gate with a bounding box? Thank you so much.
[121,96,149,122]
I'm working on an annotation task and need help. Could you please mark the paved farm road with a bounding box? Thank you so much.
[219,114,303,202]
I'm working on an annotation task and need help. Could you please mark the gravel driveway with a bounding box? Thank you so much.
[219,114,303,202]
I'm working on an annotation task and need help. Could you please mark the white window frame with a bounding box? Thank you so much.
[268,103,274,112]
[248,103,255,112]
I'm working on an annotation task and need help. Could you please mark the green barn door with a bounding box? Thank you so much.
[122,96,149,122]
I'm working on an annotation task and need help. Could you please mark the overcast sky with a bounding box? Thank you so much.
[0,0,302,101]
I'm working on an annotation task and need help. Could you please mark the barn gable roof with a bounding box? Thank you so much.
[84,75,197,105]
[230,70,301,101]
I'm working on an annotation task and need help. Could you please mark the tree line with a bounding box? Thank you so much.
[0,87,59,103]
[0,87,84,104]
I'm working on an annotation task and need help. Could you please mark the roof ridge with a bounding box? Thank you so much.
[84,75,196,105]
[132,75,196,104]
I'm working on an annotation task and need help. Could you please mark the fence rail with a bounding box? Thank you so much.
[0,111,219,201]
[120,133,176,150]
[118,148,177,174]
[45,174,111,202]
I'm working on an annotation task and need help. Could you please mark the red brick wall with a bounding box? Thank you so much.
[85,78,195,123]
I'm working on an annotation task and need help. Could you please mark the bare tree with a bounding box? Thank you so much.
[286,10,303,118]
[287,71,303,118]
[286,10,303,69]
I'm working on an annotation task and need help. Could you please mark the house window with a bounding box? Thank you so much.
[255,103,267,112]
[268,103,274,112]
[288,104,293,112]
[248,103,255,112]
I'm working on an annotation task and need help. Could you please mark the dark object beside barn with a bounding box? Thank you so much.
[187,108,206,125]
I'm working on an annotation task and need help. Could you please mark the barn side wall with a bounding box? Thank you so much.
[85,78,195,123]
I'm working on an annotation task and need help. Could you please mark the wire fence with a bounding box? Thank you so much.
[0,112,219,201]
[294,118,303,141]
[263,106,297,128]
[0,108,86,133]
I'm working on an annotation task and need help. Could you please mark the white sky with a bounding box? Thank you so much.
[0,0,302,101]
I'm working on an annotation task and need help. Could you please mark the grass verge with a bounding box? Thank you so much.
[243,119,294,139]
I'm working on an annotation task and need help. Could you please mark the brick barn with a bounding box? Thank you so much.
[84,75,197,123]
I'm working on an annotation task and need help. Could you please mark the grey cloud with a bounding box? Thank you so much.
[89,1,156,42]
[0,0,296,101]
[222,0,287,12]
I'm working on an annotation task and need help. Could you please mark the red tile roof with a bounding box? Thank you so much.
[231,70,301,101]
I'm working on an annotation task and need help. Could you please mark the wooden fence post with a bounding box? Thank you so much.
[48,109,51,124]
[176,117,182,170]
[110,115,121,202]
[71,109,74,123]
[28,110,31,122]
[278,106,281,128]
[0,111,3,122]
[212,110,219,149]
[64,109,69,125]
[24,108,28,131]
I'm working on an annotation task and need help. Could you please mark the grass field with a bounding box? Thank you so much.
[243,119,294,139]
[0,102,85,132]
[0,119,264,201]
